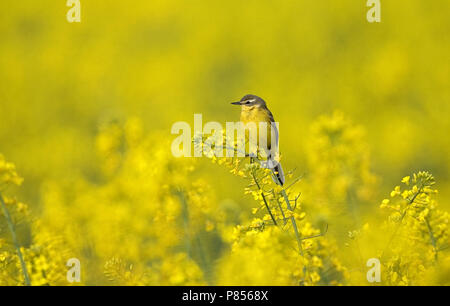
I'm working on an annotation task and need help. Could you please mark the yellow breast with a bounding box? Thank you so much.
[240,106,273,151]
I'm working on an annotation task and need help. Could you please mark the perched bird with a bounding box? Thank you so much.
[231,94,285,185]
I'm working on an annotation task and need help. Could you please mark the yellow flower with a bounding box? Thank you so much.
[380,199,390,208]
[0,155,24,187]
[401,176,410,185]
[391,272,398,282]
[391,186,401,197]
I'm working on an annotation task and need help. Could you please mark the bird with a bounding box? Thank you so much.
[231,94,285,185]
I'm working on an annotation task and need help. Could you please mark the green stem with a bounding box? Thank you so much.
[176,190,192,257]
[281,189,304,258]
[272,190,286,225]
[381,186,423,261]
[251,171,277,226]
[425,217,438,262]
[0,192,31,286]
[280,189,308,281]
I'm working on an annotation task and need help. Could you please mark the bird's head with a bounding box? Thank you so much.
[231,94,266,109]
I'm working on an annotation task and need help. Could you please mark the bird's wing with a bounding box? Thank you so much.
[267,109,275,123]
[266,109,284,184]
[266,109,279,156]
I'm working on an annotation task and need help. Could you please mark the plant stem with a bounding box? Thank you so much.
[272,190,286,225]
[175,190,192,257]
[280,189,304,258]
[0,192,31,286]
[176,189,212,284]
[425,217,438,262]
[251,171,277,226]
[381,186,423,261]
[280,189,308,279]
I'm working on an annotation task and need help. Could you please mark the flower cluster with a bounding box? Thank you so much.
[1,155,70,286]
[0,155,24,187]
[37,118,223,285]
[197,131,347,285]
[380,171,449,285]
[2,114,450,286]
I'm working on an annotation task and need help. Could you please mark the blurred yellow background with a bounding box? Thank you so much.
[0,1,449,285]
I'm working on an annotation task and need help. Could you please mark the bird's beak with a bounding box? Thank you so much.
[231,101,242,105]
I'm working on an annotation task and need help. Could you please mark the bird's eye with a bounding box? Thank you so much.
[245,101,250,104]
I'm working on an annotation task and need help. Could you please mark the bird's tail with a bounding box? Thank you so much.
[271,161,285,186]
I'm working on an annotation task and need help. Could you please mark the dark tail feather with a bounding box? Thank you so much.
[271,162,285,186]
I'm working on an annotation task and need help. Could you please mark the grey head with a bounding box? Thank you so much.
[231,94,266,107]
